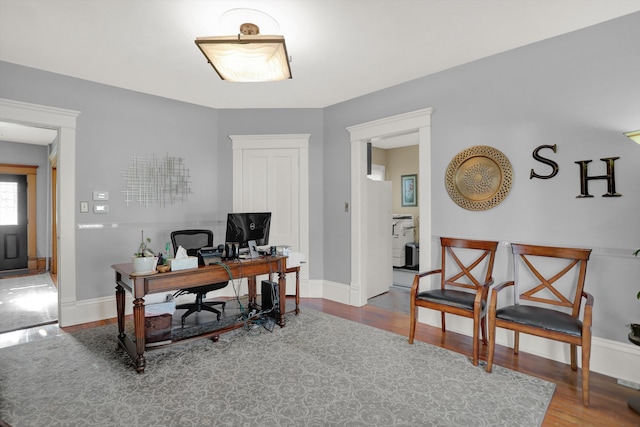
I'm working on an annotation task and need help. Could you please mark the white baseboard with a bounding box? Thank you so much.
[301,279,324,298]
[313,279,351,303]
[60,294,133,327]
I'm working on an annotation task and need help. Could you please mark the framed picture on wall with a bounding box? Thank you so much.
[401,174,417,207]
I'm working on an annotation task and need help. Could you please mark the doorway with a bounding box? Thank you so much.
[0,164,39,274]
[347,108,433,306]
[0,98,79,327]
[0,174,28,272]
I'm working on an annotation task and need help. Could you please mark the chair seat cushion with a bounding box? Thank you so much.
[416,289,483,311]
[496,305,582,337]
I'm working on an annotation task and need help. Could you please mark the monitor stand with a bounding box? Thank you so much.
[247,240,260,259]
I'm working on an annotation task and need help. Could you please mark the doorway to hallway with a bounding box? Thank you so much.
[0,174,28,272]
[347,107,433,307]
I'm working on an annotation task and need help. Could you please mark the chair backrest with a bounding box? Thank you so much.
[171,230,214,257]
[440,237,499,291]
[510,243,592,317]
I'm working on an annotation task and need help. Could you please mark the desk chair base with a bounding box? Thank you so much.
[176,292,226,327]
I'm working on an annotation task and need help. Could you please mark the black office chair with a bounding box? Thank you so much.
[171,230,227,326]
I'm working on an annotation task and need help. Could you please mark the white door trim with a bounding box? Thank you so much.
[347,108,433,306]
[229,134,310,281]
[0,98,80,326]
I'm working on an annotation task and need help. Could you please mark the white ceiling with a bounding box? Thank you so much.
[0,121,57,145]
[1,0,640,145]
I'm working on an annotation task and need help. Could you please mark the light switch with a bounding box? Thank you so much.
[80,201,89,213]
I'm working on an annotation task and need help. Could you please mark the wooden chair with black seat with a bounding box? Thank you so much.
[485,243,593,406]
[171,229,228,327]
[409,237,499,366]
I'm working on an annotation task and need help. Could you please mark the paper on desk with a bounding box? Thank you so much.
[175,246,188,258]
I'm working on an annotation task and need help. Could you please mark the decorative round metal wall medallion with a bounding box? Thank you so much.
[445,145,513,211]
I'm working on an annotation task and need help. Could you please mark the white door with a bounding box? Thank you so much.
[365,178,392,299]
[241,148,300,252]
[231,133,310,298]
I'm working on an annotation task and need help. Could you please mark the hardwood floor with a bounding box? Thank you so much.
[301,298,640,427]
[2,297,638,426]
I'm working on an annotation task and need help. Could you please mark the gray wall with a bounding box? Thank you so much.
[0,140,49,259]
[322,12,640,342]
[1,11,639,343]
[0,64,227,299]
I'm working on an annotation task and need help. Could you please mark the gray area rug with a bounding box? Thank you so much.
[0,309,554,426]
[0,273,57,333]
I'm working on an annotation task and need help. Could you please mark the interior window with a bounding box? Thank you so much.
[0,181,18,225]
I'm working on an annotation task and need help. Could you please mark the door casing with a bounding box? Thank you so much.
[347,108,433,306]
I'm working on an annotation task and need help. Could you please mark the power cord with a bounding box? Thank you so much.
[218,259,267,333]
[212,258,281,334]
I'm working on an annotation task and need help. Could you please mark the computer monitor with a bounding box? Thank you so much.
[225,212,271,249]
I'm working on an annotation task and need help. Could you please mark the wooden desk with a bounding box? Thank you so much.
[111,256,287,373]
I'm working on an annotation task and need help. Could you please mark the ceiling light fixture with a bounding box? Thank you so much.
[195,22,291,82]
[624,130,640,144]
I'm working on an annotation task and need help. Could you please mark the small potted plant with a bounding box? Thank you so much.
[131,230,158,274]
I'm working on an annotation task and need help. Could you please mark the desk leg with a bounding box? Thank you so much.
[248,276,257,310]
[294,268,300,315]
[278,270,287,327]
[133,298,146,373]
[115,283,125,338]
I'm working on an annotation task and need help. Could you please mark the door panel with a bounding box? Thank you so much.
[365,178,392,299]
[0,174,28,270]
[241,148,300,294]
[242,149,300,252]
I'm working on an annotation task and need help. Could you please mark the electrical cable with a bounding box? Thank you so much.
[220,258,265,333]
[213,255,283,334]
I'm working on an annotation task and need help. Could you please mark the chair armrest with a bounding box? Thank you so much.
[582,291,594,307]
[492,280,514,293]
[476,277,495,304]
[481,277,495,288]
[410,269,442,299]
[581,291,594,328]
[488,280,515,311]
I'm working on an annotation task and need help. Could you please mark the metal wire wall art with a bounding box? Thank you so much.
[122,154,192,208]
